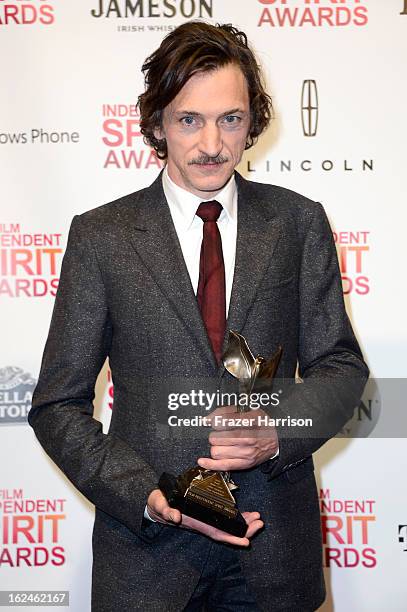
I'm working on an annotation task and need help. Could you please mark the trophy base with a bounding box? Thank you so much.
[159,468,247,538]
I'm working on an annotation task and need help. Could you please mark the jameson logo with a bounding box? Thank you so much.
[91,0,213,18]
[0,366,36,424]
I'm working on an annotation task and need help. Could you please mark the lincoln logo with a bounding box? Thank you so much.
[398,525,407,551]
[301,80,318,137]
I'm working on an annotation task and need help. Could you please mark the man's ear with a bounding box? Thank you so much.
[154,125,165,141]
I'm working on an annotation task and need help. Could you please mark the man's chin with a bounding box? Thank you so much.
[190,167,233,194]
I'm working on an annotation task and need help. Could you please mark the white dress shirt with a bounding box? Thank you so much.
[162,165,237,316]
[144,167,278,522]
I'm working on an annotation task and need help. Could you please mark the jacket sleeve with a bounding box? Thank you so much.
[262,202,369,478]
[28,214,160,540]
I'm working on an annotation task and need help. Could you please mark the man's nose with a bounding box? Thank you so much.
[199,124,222,158]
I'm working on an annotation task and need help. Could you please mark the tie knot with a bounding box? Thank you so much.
[196,200,223,223]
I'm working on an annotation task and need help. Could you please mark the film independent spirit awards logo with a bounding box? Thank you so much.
[0,366,36,425]
[256,0,369,28]
[0,1,55,25]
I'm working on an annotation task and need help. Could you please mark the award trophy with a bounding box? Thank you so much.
[158,331,282,537]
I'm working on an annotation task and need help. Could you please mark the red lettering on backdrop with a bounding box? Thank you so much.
[0,226,62,298]
[334,231,370,296]
[0,490,67,567]
[319,490,377,569]
[257,0,368,27]
[102,104,164,170]
[0,2,54,26]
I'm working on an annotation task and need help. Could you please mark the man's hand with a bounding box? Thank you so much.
[146,489,263,547]
[197,405,279,472]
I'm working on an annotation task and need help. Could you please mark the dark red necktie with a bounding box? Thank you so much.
[196,200,226,364]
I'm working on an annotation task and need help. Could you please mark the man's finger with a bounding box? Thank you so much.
[147,489,182,524]
[181,514,259,547]
[240,512,264,538]
[209,432,258,445]
[241,511,261,524]
[208,405,238,418]
[209,445,257,460]
[244,519,264,539]
[197,457,250,471]
[148,505,182,524]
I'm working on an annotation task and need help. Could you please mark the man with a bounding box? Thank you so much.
[28,22,369,612]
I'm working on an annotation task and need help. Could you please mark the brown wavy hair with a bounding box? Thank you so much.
[137,21,273,160]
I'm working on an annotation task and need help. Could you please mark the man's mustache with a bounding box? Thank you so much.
[188,155,229,165]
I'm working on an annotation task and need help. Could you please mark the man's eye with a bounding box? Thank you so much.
[223,115,240,124]
[181,116,195,126]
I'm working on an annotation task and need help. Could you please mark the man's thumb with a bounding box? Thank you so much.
[165,508,181,524]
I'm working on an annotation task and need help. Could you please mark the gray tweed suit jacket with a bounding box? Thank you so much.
[28,171,369,612]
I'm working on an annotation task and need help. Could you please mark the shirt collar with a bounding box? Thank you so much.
[162,165,237,231]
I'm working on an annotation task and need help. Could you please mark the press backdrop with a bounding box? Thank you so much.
[1,1,406,610]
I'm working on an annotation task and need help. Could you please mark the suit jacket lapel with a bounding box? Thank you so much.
[223,172,282,359]
[118,171,282,374]
[119,171,218,370]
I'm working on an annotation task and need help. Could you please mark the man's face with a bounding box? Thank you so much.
[155,63,250,198]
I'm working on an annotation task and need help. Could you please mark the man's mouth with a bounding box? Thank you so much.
[194,162,226,172]
[189,156,229,166]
